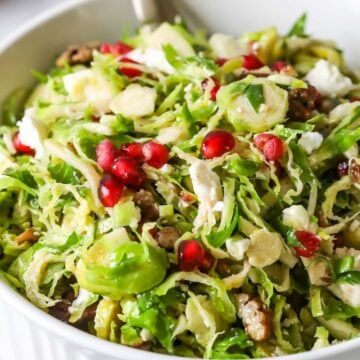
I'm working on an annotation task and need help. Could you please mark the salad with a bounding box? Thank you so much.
[1,13,360,359]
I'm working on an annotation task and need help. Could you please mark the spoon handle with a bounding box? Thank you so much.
[132,0,162,25]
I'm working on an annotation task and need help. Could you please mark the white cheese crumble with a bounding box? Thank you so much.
[298,132,323,154]
[189,160,223,230]
[63,69,115,112]
[305,59,353,97]
[109,84,157,117]
[18,108,48,159]
[125,48,174,74]
[282,204,310,230]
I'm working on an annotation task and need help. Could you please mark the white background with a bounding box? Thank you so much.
[0,0,65,39]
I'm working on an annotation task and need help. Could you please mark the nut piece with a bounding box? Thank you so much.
[155,227,180,249]
[56,42,100,68]
[133,189,159,222]
[287,85,319,121]
[15,228,39,244]
[234,293,272,342]
[349,158,360,183]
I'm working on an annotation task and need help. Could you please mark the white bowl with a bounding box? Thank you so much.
[0,0,359,359]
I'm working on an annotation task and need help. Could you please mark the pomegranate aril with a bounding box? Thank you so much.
[243,54,263,70]
[119,58,143,78]
[178,240,206,271]
[293,230,321,258]
[12,132,34,156]
[112,157,146,189]
[100,42,133,56]
[201,130,236,159]
[254,133,284,161]
[143,141,169,169]
[201,77,221,101]
[98,174,124,207]
[337,161,349,178]
[199,252,215,273]
[96,139,120,173]
[121,142,144,162]
[271,61,287,72]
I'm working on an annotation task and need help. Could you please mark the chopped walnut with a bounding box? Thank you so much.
[234,293,272,342]
[287,85,320,121]
[133,189,159,222]
[349,158,360,183]
[155,227,180,249]
[15,228,39,244]
[56,42,100,68]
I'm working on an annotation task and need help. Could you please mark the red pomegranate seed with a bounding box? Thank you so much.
[271,61,287,72]
[98,174,124,207]
[201,77,221,101]
[216,58,229,66]
[100,42,133,56]
[293,230,321,258]
[143,141,169,169]
[96,139,120,173]
[242,54,263,70]
[254,133,284,161]
[199,252,215,273]
[119,58,143,78]
[337,161,349,178]
[178,240,206,271]
[121,142,144,162]
[12,132,34,156]
[201,130,236,159]
[112,157,146,189]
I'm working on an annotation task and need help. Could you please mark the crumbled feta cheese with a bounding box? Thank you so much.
[209,33,243,58]
[226,237,250,261]
[189,160,223,229]
[18,108,48,159]
[282,205,310,230]
[125,48,174,74]
[109,84,157,117]
[298,132,323,154]
[63,69,115,112]
[305,59,353,97]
